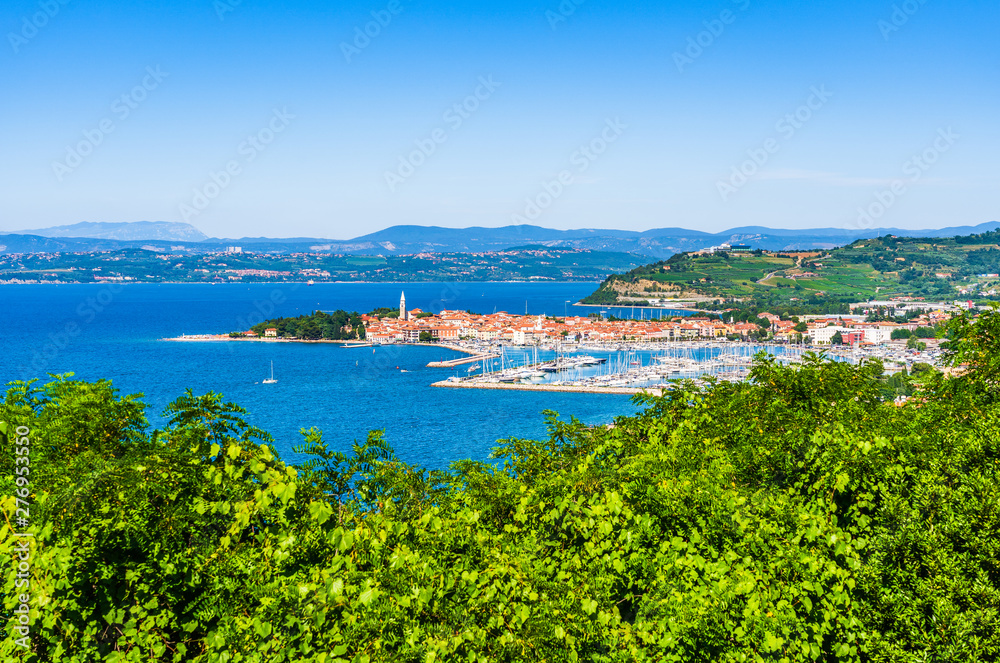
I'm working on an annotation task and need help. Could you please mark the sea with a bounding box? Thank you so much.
[0,282,691,470]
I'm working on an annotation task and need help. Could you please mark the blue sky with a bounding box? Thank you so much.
[1,0,996,239]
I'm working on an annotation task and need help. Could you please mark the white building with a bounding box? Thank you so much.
[475,328,500,341]
[863,328,892,344]
[809,326,853,344]
[811,325,891,345]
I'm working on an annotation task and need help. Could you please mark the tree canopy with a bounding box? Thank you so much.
[248,310,365,340]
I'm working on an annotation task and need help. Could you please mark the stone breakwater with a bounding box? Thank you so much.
[432,380,663,397]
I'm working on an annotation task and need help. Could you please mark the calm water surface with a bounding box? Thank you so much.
[1,282,674,469]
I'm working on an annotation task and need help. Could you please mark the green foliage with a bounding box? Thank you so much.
[584,232,1000,313]
[367,307,400,319]
[251,310,364,340]
[7,309,1000,660]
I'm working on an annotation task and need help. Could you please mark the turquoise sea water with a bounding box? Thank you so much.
[0,282,679,469]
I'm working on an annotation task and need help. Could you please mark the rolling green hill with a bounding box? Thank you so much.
[583,230,1000,313]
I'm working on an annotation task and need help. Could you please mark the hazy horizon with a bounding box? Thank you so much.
[2,0,997,238]
[6,218,1000,243]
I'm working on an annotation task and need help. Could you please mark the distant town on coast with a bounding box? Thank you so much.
[187,289,959,348]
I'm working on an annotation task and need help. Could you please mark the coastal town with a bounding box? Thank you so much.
[354,292,962,347]
[164,291,967,397]
[183,290,967,349]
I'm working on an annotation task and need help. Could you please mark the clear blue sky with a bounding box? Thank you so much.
[1,0,996,239]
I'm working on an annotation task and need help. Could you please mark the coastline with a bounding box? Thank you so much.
[161,335,481,356]
[163,335,363,344]
[1,279,604,286]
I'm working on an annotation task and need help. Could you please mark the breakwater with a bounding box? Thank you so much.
[433,379,663,396]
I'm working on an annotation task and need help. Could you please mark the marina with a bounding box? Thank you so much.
[428,339,944,394]
[165,331,944,395]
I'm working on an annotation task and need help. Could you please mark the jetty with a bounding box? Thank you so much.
[433,379,663,397]
[427,353,499,368]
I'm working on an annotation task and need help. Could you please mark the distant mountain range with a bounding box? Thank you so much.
[1,221,998,258]
[342,223,1000,257]
[3,221,208,242]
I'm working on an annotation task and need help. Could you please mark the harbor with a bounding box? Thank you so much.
[428,339,944,394]
[433,380,664,396]
[164,333,944,395]
[162,284,947,398]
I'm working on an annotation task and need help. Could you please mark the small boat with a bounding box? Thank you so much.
[263,361,277,384]
[307,280,315,286]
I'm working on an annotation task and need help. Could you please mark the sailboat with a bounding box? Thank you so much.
[263,361,277,384]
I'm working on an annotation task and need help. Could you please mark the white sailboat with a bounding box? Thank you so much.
[263,361,277,384]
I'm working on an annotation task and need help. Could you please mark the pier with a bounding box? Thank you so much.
[426,338,943,394]
[433,379,663,397]
[427,353,499,368]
